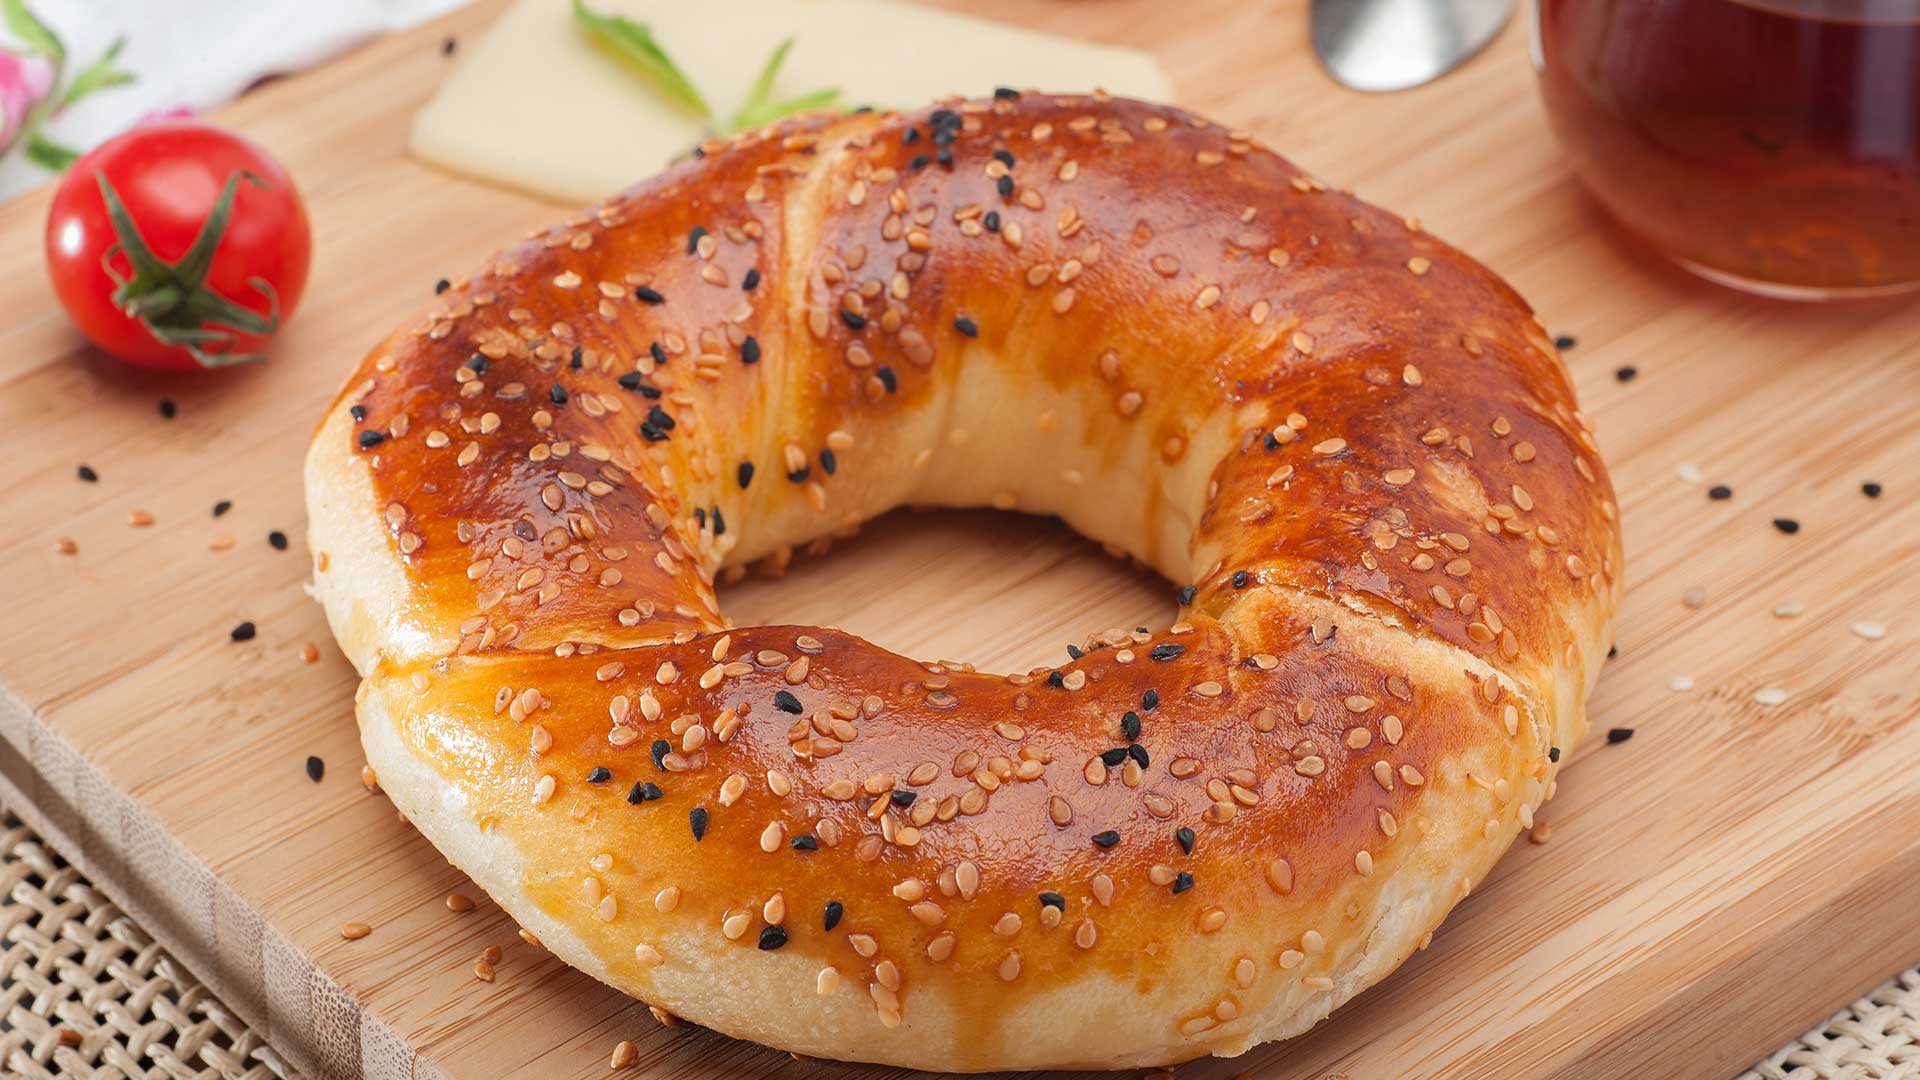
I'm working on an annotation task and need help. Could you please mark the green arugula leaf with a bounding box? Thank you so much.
[726,37,839,133]
[56,35,132,110]
[572,0,709,119]
[1,0,63,62]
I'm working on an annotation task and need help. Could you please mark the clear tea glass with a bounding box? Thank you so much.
[1533,0,1920,299]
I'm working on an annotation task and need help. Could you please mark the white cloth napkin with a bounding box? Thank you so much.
[0,0,469,200]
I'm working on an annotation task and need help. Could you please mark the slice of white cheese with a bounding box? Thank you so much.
[410,0,1173,204]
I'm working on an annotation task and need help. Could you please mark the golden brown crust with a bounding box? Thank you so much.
[305,93,1620,1071]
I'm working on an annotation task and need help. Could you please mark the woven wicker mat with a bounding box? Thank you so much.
[0,806,1913,1080]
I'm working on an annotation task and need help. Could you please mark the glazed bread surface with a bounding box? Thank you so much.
[305,93,1622,1071]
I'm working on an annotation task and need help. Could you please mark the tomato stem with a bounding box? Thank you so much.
[94,168,282,367]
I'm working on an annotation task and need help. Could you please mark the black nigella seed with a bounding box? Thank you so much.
[550,383,569,405]
[1177,585,1196,606]
[1549,746,1562,762]
[268,530,288,551]
[1266,431,1286,451]
[651,739,672,768]
[640,422,667,442]
[1142,689,1159,711]
[711,505,726,536]
[626,781,662,804]
[932,125,955,146]
[1091,830,1120,849]
[1232,570,1249,589]
[992,148,1015,168]
[820,448,837,475]
[786,465,810,483]
[1863,481,1884,498]
[773,689,804,714]
[158,398,176,419]
[1708,484,1731,500]
[305,755,324,782]
[741,336,761,364]
[646,404,676,431]
[910,153,931,170]
[635,285,665,304]
[1615,365,1638,383]
[890,789,917,808]
[349,405,366,422]
[903,126,921,144]
[1607,645,1618,659]
[77,464,97,482]
[1172,871,1194,894]
[1121,711,1141,742]
[465,353,487,372]
[742,267,761,291]
[1554,334,1577,350]
[569,346,583,369]
[1046,671,1065,689]
[994,86,1020,100]
[686,225,707,255]
[1175,826,1195,855]
[936,147,953,166]
[617,371,643,390]
[930,108,959,127]
[650,341,668,365]
[1606,727,1635,744]
[737,462,755,488]
[230,621,256,642]
[693,507,707,530]
[1039,891,1065,910]
[840,309,867,331]
[689,807,708,841]
[1150,643,1186,661]
[357,430,385,449]
[953,315,978,337]
[983,210,1000,232]
[1127,744,1150,769]
[586,766,611,783]
[823,900,844,930]
[791,834,818,851]
[1100,747,1127,767]
[1772,517,1801,535]
[435,278,451,294]
[996,175,1014,198]
[1066,644,1084,660]
[212,500,232,517]
[876,366,897,392]
[441,35,456,55]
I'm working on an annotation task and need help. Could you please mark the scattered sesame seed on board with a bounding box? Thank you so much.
[1670,675,1694,692]
[1850,621,1888,641]
[1673,462,1702,485]
[1754,688,1788,707]
[610,1040,638,1069]
[1773,600,1804,618]
[1682,586,1707,609]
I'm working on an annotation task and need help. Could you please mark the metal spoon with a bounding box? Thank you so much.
[1311,0,1516,93]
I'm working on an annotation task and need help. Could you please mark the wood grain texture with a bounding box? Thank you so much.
[0,1,1915,1078]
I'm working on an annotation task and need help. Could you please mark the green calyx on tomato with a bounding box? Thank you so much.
[95,168,280,367]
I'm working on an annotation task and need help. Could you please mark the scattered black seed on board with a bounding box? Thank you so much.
[586,766,612,783]
[1549,746,1562,762]
[773,689,803,714]
[1142,689,1159,711]
[1150,643,1186,661]
[212,500,231,517]
[651,740,671,768]
[434,278,450,294]
[1175,827,1195,855]
[1607,645,1617,659]
[953,315,978,337]
[689,807,708,841]
[76,465,97,482]
[1127,744,1150,769]
[550,383,569,405]
[441,35,456,56]
[305,755,324,782]
[1232,570,1249,589]
[742,267,761,291]
[823,901,844,930]
[1177,584,1196,606]
[1708,484,1732,500]
[1172,871,1194,894]
[268,530,288,550]
[839,310,867,330]
[1606,727,1635,744]
[686,225,707,255]
[791,834,818,851]
[1121,711,1141,742]
[1772,517,1801,534]
[1100,748,1127,767]
[819,448,837,475]
[1554,334,1577,350]
[158,399,176,419]
[1046,670,1065,688]
[740,336,761,364]
[876,366,897,392]
[634,285,665,304]
[889,790,916,808]
[757,925,788,950]
[349,405,366,422]
[1091,830,1120,849]
[1039,892,1065,910]
[357,430,383,449]
[737,462,755,488]
[1863,482,1883,498]
[230,621,256,642]
[1614,366,1638,383]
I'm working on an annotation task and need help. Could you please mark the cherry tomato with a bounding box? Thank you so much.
[44,120,311,370]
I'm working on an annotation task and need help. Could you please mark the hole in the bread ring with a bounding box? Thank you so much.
[721,507,1170,672]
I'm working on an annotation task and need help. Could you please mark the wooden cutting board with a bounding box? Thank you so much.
[2,1,1917,1078]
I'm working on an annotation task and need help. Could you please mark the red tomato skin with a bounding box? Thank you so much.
[44,121,312,371]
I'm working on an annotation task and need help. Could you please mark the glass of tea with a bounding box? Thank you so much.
[1533,0,1920,299]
